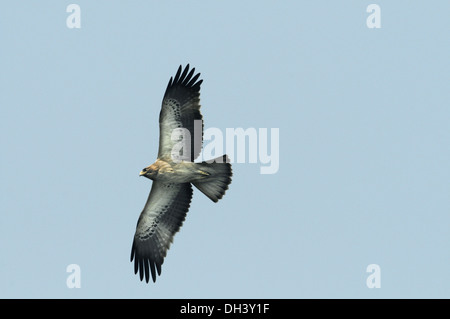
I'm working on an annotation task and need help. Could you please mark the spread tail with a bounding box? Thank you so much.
[192,155,232,202]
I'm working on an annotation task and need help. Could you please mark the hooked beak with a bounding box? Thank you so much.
[140,166,150,176]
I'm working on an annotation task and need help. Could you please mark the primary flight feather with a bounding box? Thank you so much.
[130,65,232,283]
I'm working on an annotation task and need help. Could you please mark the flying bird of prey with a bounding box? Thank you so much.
[130,65,232,283]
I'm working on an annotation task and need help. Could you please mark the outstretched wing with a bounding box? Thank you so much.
[131,181,193,283]
[158,64,203,162]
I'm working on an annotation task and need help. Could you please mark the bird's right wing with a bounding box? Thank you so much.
[158,64,204,162]
[131,181,193,283]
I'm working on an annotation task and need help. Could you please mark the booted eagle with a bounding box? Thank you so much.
[130,65,232,283]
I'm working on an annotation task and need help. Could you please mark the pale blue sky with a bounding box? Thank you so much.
[0,1,449,298]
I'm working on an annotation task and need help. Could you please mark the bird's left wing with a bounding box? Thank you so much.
[131,181,193,283]
[158,64,203,162]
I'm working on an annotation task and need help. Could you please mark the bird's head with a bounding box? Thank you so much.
[140,164,158,180]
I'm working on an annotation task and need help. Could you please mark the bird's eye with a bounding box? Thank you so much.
[142,168,148,172]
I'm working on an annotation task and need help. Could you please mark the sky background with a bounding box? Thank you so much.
[0,1,449,298]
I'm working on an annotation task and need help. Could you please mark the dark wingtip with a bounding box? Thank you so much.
[156,263,162,276]
[182,67,195,86]
[166,76,173,90]
[192,79,203,92]
[138,259,144,281]
[144,259,150,283]
[179,64,189,82]
[150,260,157,283]
[186,72,200,87]
[130,242,135,262]
[166,64,202,93]
[173,65,183,84]
[130,240,162,284]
